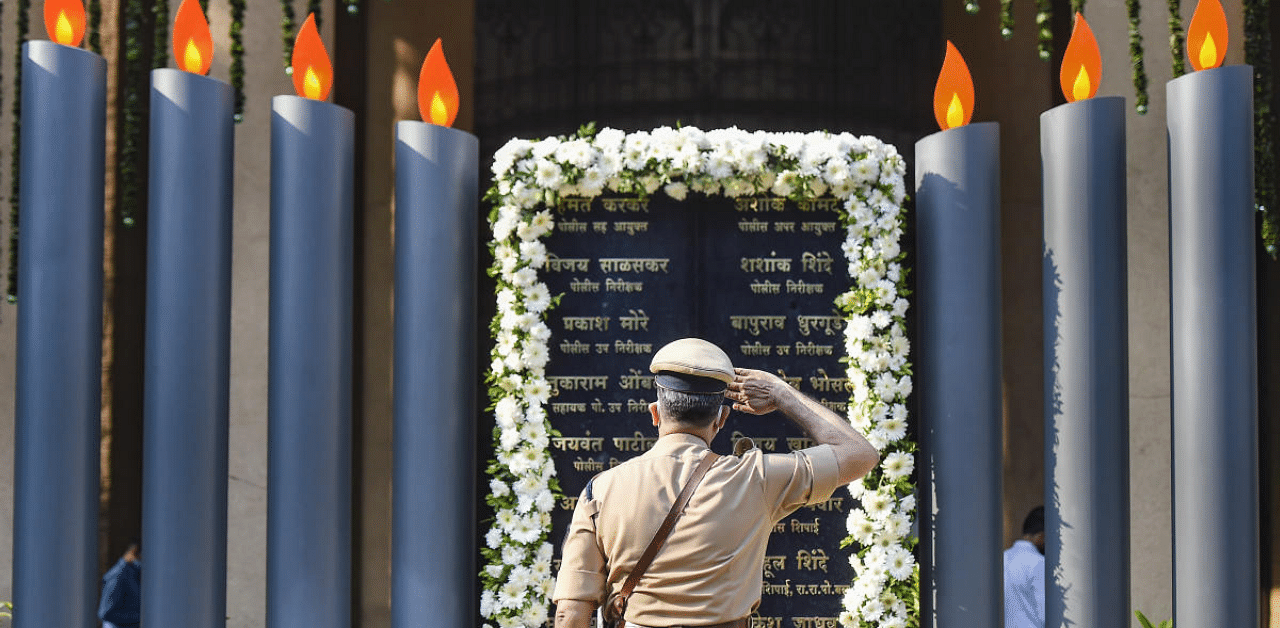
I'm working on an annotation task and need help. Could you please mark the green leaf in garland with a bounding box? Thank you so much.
[9,0,30,300]
[1245,0,1278,257]
[965,0,980,15]
[1168,0,1187,77]
[1128,0,1150,114]
[152,0,169,69]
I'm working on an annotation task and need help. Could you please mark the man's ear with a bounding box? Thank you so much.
[716,405,730,428]
[650,401,661,427]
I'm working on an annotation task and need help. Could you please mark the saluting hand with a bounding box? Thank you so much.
[725,367,788,415]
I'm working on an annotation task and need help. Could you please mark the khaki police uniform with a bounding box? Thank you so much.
[552,432,842,627]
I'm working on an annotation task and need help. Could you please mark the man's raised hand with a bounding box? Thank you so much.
[726,367,786,415]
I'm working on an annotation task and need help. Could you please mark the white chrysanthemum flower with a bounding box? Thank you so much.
[521,603,549,626]
[535,489,556,511]
[521,343,549,370]
[510,267,537,288]
[495,397,520,429]
[490,478,511,498]
[485,527,503,549]
[499,427,521,451]
[485,563,506,579]
[846,509,876,544]
[878,417,907,442]
[524,284,551,314]
[845,479,865,500]
[884,512,911,540]
[899,494,917,513]
[870,310,891,329]
[866,429,889,451]
[495,508,519,532]
[664,181,688,201]
[518,241,547,268]
[863,490,894,518]
[847,315,873,341]
[880,615,907,628]
[495,615,521,628]
[480,590,498,617]
[523,378,551,405]
[860,597,885,621]
[886,545,915,581]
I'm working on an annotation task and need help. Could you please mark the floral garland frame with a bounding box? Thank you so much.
[480,124,919,628]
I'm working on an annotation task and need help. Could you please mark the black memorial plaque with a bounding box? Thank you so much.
[544,194,853,626]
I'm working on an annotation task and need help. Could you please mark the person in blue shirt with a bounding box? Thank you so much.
[1004,506,1045,628]
[98,541,140,628]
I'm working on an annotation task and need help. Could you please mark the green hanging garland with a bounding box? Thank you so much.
[1036,0,1053,60]
[999,0,1014,40]
[1245,0,1278,256]
[231,0,246,121]
[8,0,29,300]
[1127,0,1150,114]
[309,0,322,28]
[1168,0,1187,77]
[281,0,295,70]
[88,0,102,53]
[1071,0,1087,13]
[153,0,169,70]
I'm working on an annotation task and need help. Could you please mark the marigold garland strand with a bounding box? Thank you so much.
[1168,0,1187,77]
[7,0,29,300]
[1245,0,1278,256]
[1128,0,1150,114]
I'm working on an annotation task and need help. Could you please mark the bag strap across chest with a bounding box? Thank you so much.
[608,451,721,623]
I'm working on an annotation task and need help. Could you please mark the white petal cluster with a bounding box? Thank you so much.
[482,126,916,628]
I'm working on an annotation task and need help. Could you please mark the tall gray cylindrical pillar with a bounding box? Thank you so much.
[391,121,479,628]
[142,68,235,628]
[915,121,1002,628]
[13,41,106,628]
[1040,95,1129,627]
[268,95,355,628]
[1167,65,1257,628]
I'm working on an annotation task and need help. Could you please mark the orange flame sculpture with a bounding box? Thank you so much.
[1060,13,1101,102]
[418,38,459,127]
[172,0,213,75]
[933,41,974,131]
[44,0,86,47]
[291,14,333,101]
[1187,0,1228,71]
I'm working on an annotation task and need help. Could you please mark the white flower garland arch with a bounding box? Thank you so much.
[480,125,918,628]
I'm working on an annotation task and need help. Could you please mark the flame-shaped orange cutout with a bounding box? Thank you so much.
[933,41,974,131]
[1060,13,1101,102]
[44,0,86,47]
[291,14,333,100]
[418,38,459,127]
[1187,0,1228,71]
[172,0,213,75]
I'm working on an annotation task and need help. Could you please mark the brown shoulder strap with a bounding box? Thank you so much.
[612,451,720,618]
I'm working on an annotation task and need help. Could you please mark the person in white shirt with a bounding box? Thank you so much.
[1004,506,1045,628]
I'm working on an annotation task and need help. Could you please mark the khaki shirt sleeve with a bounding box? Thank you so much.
[760,444,842,521]
[551,489,607,605]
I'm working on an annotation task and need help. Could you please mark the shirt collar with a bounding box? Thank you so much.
[647,432,711,456]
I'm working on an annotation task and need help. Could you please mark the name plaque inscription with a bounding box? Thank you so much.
[544,194,852,625]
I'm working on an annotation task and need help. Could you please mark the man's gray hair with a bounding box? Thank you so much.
[656,386,724,427]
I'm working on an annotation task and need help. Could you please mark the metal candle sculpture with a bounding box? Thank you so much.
[142,0,234,625]
[267,14,355,628]
[391,38,479,628]
[1040,13,1129,627]
[13,1,106,625]
[1167,1,1258,625]
[914,41,1002,628]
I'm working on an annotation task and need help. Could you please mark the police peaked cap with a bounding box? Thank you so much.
[649,338,734,394]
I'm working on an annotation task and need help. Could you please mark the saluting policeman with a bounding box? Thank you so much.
[553,338,880,628]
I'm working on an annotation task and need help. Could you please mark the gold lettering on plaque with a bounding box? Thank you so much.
[790,518,821,534]
[740,341,772,357]
[572,457,605,472]
[774,221,795,232]
[739,254,793,273]
[809,369,851,393]
[612,431,657,452]
[614,339,653,354]
[785,279,824,294]
[796,314,844,337]
[550,436,604,452]
[562,316,610,332]
[800,221,838,235]
[546,254,591,272]
[559,218,589,233]
[598,258,670,273]
[749,279,781,295]
[592,221,609,234]
[605,278,644,292]
[795,549,829,572]
[737,218,770,233]
[619,369,654,390]
[546,376,609,394]
[619,309,650,331]
[795,198,841,212]
[794,341,834,356]
[762,555,788,578]
[570,277,600,292]
[761,579,792,597]
[559,339,591,354]
[558,198,593,213]
[614,221,649,235]
[729,315,787,336]
[800,251,834,274]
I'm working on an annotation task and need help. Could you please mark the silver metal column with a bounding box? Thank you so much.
[915,121,1002,628]
[268,95,355,628]
[13,40,106,628]
[142,67,235,628]
[1041,95,1129,627]
[390,121,479,628]
[1167,64,1258,628]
